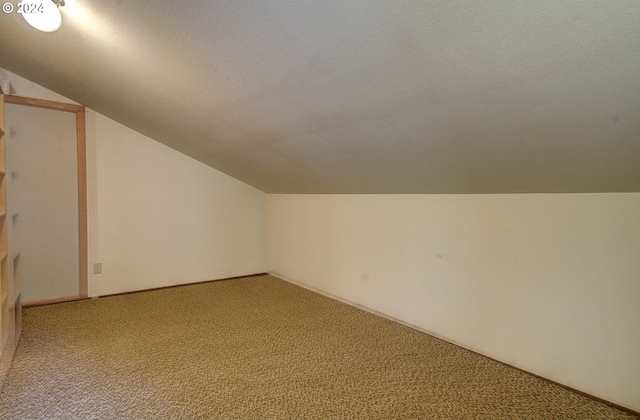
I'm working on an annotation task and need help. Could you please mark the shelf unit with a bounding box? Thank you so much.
[0,92,17,390]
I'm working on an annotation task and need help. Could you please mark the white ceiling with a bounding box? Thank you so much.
[1,1,639,193]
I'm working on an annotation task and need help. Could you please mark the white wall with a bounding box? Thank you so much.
[2,69,266,297]
[93,113,265,295]
[266,193,640,412]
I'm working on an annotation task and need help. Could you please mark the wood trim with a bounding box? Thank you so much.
[98,273,269,299]
[76,109,88,297]
[3,95,83,113]
[25,274,269,305]
[22,294,87,308]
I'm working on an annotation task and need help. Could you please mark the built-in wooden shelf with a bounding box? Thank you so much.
[0,92,11,391]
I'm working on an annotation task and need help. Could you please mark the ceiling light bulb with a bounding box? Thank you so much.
[21,0,63,32]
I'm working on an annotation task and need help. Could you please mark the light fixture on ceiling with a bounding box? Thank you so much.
[21,0,65,32]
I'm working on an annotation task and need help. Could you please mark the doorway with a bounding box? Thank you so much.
[3,95,87,305]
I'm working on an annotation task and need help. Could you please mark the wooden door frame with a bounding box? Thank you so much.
[3,95,88,300]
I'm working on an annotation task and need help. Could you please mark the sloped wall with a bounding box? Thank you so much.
[2,69,266,297]
[94,112,265,295]
[266,193,640,412]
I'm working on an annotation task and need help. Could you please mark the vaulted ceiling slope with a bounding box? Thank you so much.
[1,1,639,193]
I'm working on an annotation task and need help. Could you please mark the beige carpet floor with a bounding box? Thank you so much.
[0,274,636,419]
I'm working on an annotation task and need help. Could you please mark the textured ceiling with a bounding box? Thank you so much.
[1,1,639,193]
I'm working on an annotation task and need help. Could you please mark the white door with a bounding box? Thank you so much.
[5,104,79,304]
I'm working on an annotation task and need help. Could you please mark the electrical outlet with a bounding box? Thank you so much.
[93,263,102,274]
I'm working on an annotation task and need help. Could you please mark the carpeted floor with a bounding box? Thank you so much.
[0,274,636,419]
